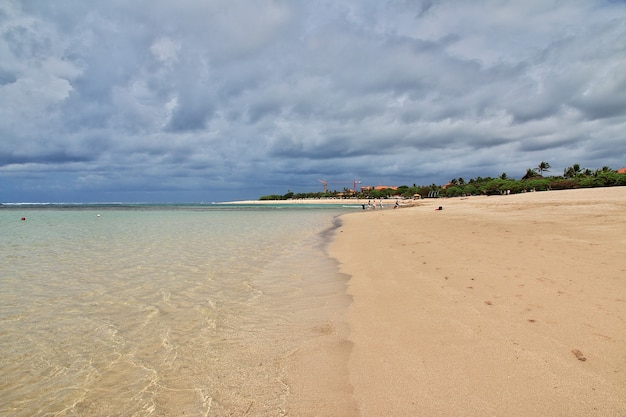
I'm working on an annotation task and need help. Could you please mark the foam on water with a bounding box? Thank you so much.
[0,205,352,416]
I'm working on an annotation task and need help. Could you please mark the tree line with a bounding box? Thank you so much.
[259,162,626,200]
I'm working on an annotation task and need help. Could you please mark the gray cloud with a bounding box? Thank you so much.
[1,0,625,202]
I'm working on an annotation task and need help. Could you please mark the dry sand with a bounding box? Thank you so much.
[329,187,626,417]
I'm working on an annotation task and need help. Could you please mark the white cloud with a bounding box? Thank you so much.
[150,37,180,64]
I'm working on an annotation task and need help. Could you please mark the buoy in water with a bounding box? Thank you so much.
[21,217,26,221]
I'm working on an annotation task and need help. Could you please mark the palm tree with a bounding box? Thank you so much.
[536,161,551,176]
[594,166,614,176]
[564,163,582,178]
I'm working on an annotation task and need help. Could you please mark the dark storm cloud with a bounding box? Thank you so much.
[1,0,625,202]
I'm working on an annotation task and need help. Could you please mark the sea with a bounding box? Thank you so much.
[0,203,359,416]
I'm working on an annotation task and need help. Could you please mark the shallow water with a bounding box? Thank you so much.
[0,205,352,416]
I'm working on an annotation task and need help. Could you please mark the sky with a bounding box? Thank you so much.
[1,0,625,203]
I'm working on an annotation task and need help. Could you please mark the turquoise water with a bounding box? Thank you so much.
[0,205,353,416]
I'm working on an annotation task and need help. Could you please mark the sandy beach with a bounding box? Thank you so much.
[329,187,626,417]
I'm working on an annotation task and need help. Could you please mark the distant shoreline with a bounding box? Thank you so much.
[220,198,368,204]
[221,197,417,206]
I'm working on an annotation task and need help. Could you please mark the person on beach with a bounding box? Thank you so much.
[394,199,399,209]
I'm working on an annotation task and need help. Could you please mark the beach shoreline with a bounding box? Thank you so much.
[329,187,626,416]
[218,198,414,206]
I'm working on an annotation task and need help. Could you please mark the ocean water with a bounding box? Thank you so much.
[0,204,355,416]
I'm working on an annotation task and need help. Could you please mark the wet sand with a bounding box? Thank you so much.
[330,187,626,417]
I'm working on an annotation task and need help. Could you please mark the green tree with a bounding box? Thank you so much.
[594,166,614,176]
[536,161,551,176]
[564,163,583,178]
[444,186,463,197]
[463,184,477,195]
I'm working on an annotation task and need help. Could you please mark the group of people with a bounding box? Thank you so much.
[361,199,401,210]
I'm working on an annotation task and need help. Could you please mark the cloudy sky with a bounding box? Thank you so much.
[1,0,625,202]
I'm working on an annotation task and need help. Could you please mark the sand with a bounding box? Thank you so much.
[329,187,626,417]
